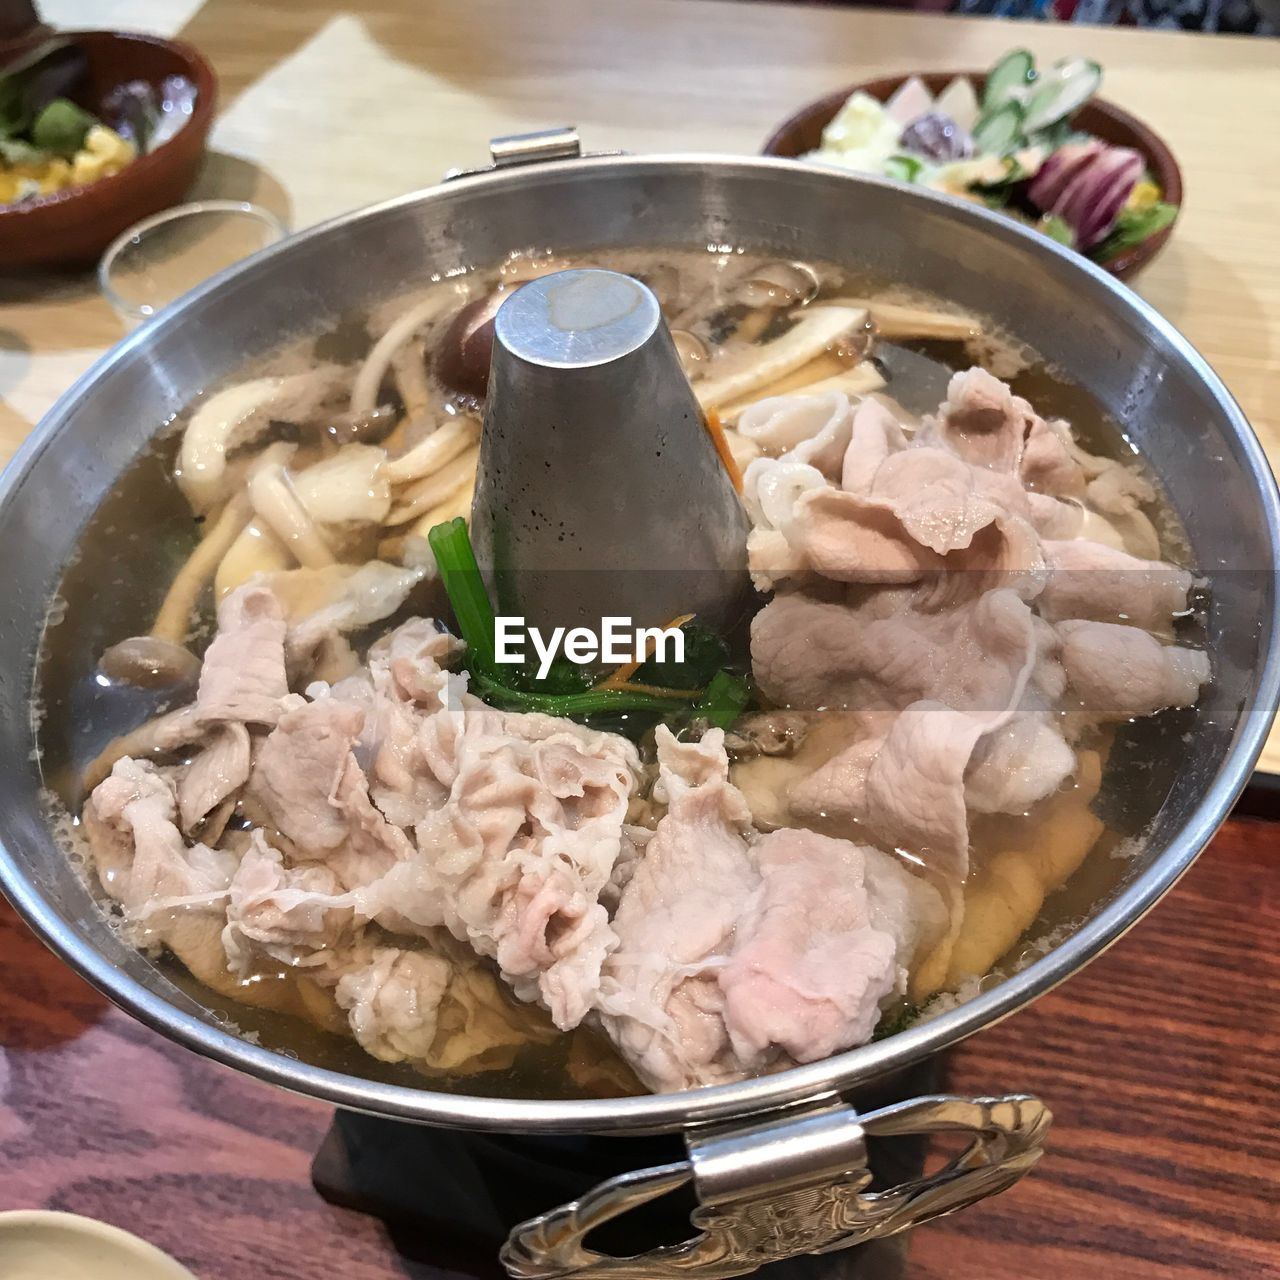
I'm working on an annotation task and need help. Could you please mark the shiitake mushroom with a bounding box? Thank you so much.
[435,290,510,398]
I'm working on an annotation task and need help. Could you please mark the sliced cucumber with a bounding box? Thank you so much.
[972,101,1025,156]
[883,154,925,183]
[983,49,1035,112]
[1021,57,1102,133]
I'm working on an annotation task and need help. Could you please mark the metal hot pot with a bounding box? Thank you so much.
[1,134,1277,1277]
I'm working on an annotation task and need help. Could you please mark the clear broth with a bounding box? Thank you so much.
[35,247,1204,1099]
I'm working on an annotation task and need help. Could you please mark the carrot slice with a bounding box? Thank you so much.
[594,613,696,691]
[704,409,744,493]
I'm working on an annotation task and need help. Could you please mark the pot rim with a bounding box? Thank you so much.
[3,153,1278,1134]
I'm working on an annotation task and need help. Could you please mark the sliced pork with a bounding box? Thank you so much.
[245,619,641,1032]
[596,727,944,1091]
[1040,539,1193,631]
[1059,620,1210,718]
[719,826,934,1066]
[595,728,758,1090]
[335,945,453,1063]
[222,830,353,973]
[744,370,1206,885]
[195,585,290,724]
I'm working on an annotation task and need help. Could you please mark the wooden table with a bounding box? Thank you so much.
[3,820,1276,1280]
[1,3,1278,1276]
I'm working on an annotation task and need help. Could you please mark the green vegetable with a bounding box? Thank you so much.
[0,136,48,166]
[31,97,95,158]
[1040,214,1075,247]
[1091,201,1178,261]
[1025,119,1082,153]
[1021,57,1102,134]
[427,517,497,670]
[0,37,87,141]
[424,512,747,732]
[469,669,696,718]
[971,101,1025,156]
[982,49,1035,113]
[693,669,752,730]
[872,1001,920,1041]
[634,623,729,691]
[883,153,924,184]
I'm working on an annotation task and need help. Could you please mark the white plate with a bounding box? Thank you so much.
[0,1211,196,1279]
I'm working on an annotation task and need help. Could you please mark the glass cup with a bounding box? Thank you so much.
[98,200,288,328]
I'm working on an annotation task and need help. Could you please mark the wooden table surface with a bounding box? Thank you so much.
[2,819,1276,1280]
[1,3,1278,1277]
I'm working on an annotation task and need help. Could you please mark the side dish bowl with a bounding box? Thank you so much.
[763,71,1182,281]
[0,30,216,271]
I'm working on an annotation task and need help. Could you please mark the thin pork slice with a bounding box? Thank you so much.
[195,585,290,724]
[335,945,453,1063]
[222,830,353,973]
[595,728,758,1091]
[246,696,414,889]
[752,587,1059,717]
[323,618,642,1032]
[719,828,914,1066]
[1059,620,1210,718]
[408,706,640,1030]
[922,366,1035,473]
[597,728,944,1091]
[177,723,251,834]
[1039,539,1193,632]
[84,758,237,945]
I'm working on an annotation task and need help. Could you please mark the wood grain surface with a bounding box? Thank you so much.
[1,817,1275,1279]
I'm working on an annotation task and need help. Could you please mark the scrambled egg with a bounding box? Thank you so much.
[1127,179,1161,212]
[0,125,136,205]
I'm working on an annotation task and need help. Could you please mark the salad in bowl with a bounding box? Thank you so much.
[774,51,1179,272]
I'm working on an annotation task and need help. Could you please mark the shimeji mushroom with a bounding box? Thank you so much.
[824,296,982,342]
[214,445,395,595]
[290,443,392,526]
[215,519,292,598]
[385,445,479,526]
[350,291,466,416]
[146,491,254,643]
[176,367,346,512]
[670,328,710,379]
[693,305,872,412]
[383,415,480,485]
[99,635,203,690]
[717,357,886,424]
[247,446,337,570]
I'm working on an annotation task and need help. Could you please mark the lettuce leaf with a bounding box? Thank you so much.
[1091,201,1178,261]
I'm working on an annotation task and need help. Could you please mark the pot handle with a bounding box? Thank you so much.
[443,128,623,181]
[501,1093,1050,1279]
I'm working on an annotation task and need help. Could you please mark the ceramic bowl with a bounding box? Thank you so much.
[763,70,1182,281]
[0,30,217,271]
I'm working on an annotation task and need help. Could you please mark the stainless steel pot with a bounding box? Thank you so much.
[2,134,1277,1277]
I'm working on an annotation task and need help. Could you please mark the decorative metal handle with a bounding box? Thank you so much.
[444,128,623,181]
[501,1093,1050,1279]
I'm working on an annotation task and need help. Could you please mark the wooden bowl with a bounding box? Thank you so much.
[0,30,217,271]
[763,71,1182,282]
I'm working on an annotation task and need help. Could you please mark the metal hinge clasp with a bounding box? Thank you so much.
[444,128,622,181]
